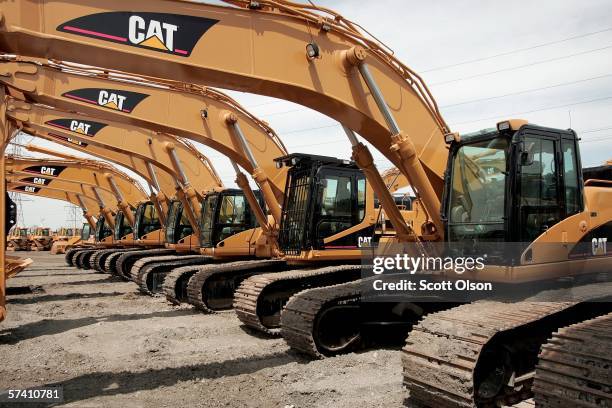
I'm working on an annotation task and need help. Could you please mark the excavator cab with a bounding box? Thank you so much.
[94,216,113,243]
[133,201,161,240]
[199,189,263,248]
[81,223,91,241]
[444,122,584,249]
[113,209,134,241]
[165,200,193,245]
[276,154,368,256]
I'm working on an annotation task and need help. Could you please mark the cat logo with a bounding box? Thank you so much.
[358,236,373,248]
[98,91,127,111]
[19,177,51,186]
[58,12,218,57]
[45,118,107,137]
[129,16,177,52]
[592,237,608,255]
[70,120,91,135]
[33,177,48,185]
[24,186,38,193]
[40,167,57,176]
[63,88,149,113]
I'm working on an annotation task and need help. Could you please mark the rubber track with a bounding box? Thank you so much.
[74,249,98,269]
[116,249,174,279]
[92,248,138,273]
[533,312,612,408]
[162,264,207,305]
[401,283,612,408]
[187,260,286,313]
[135,255,210,295]
[280,279,362,358]
[65,247,85,266]
[90,249,115,272]
[234,265,360,335]
[105,251,130,276]
[70,249,90,268]
[90,248,120,272]
[128,254,196,282]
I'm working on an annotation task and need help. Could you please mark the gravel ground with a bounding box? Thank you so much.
[0,251,405,408]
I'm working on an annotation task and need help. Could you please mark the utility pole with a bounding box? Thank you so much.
[64,204,81,230]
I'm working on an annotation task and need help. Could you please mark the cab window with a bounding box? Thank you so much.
[562,139,581,215]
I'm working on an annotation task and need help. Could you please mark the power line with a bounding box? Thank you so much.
[252,73,612,121]
[430,44,612,86]
[421,27,612,72]
[580,125,612,134]
[450,95,612,127]
[263,96,612,138]
[580,135,612,143]
[440,74,612,109]
[245,28,612,109]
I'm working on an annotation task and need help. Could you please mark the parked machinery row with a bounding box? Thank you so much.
[0,1,609,407]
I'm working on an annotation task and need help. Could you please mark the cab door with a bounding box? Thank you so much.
[516,132,562,242]
[314,168,365,249]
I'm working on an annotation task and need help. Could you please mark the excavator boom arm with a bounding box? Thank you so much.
[0,1,450,222]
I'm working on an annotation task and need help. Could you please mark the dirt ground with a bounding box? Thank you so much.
[1,251,405,408]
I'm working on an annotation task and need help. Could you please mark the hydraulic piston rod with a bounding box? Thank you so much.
[164,143,201,236]
[92,187,115,229]
[146,162,161,193]
[145,162,168,225]
[346,47,443,236]
[226,113,282,225]
[231,161,270,234]
[76,194,96,229]
[342,126,414,240]
[106,174,135,227]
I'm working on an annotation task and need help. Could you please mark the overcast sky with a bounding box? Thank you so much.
[10,0,612,228]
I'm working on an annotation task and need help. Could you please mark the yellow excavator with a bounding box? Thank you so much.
[0,55,418,314]
[6,152,152,267]
[7,109,225,273]
[16,125,241,280]
[7,154,147,249]
[0,3,609,407]
[0,56,304,307]
[0,56,286,273]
